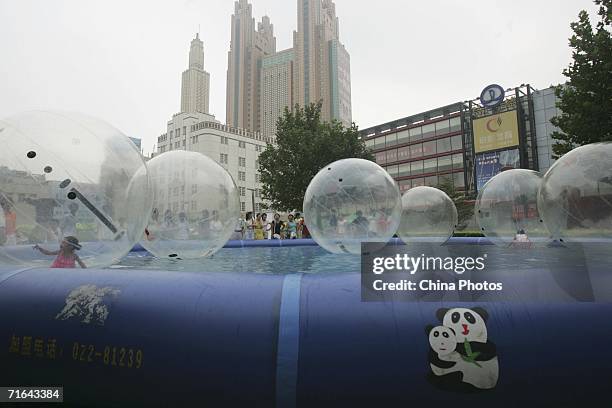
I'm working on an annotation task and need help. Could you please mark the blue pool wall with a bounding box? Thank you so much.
[0,245,610,407]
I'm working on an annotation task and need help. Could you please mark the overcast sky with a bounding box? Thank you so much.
[0,0,599,155]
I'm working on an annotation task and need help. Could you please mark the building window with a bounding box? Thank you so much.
[220,136,228,145]
[397,130,409,145]
[398,163,411,177]
[239,171,246,182]
[239,157,246,167]
[410,143,423,158]
[386,165,399,177]
[435,119,450,136]
[374,136,385,149]
[451,135,463,151]
[411,161,424,175]
[239,141,246,149]
[192,184,198,194]
[422,141,436,156]
[423,158,437,174]
[422,123,435,139]
[241,202,246,211]
[409,126,422,141]
[438,155,453,172]
[183,126,186,136]
[239,187,246,197]
[255,189,260,198]
[436,137,452,154]
[449,116,462,133]
[255,173,261,183]
[452,153,464,169]
[191,201,197,211]
[220,153,228,164]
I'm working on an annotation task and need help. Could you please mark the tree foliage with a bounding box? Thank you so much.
[550,0,612,158]
[258,103,374,211]
[437,176,474,230]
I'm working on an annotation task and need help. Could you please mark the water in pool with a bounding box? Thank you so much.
[113,245,360,274]
[110,242,612,282]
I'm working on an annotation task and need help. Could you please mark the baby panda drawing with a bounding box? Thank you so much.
[426,307,499,392]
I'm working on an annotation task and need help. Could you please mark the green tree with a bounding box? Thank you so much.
[258,103,373,211]
[437,177,474,230]
[550,0,612,158]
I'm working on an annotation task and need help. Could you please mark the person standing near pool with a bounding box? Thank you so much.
[271,213,284,239]
[34,236,86,268]
[262,213,271,239]
[254,213,265,240]
[244,212,254,240]
[1,198,17,245]
[286,214,298,239]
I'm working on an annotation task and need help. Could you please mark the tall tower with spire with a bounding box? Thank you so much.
[226,0,276,132]
[181,33,211,114]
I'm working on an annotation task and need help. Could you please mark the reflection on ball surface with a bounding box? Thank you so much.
[476,169,548,247]
[139,151,240,259]
[303,158,402,254]
[538,143,612,242]
[398,186,457,244]
[0,111,151,268]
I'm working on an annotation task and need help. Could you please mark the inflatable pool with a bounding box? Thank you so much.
[0,239,610,407]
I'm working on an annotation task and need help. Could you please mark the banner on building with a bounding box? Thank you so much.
[473,110,520,153]
[476,149,520,190]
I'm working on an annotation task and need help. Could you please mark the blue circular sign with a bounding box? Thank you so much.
[480,84,505,108]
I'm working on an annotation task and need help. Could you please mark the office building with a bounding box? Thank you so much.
[361,84,560,197]
[226,0,276,133]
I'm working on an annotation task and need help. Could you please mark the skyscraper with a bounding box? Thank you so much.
[293,0,352,127]
[261,49,294,141]
[226,0,276,133]
[225,0,351,138]
[181,33,211,114]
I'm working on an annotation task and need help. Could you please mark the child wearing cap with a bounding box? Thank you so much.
[34,236,86,268]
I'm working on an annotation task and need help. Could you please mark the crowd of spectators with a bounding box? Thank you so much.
[232,212,310,241]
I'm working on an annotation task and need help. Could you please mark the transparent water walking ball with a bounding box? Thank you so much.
[0,111,151,268]
[398,186,457,244]
[476,169,549,247]
[538,143,612,243]
[303,158,402,254]
[140,151,240,259]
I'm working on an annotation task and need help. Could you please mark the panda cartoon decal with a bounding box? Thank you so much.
[426,307,499,391]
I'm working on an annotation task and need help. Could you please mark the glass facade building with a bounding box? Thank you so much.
[361,85,546,198]
[362,103,467,194]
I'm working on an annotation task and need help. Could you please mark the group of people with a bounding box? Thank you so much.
[234,212,310,241]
